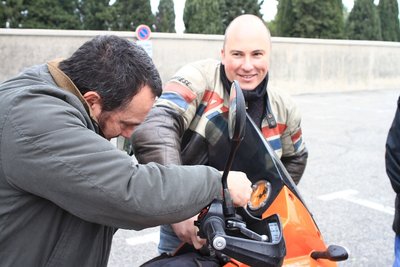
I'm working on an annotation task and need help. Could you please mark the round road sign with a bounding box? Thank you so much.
[135,24,152,41]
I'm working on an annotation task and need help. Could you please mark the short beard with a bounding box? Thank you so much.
[97,111,112,140]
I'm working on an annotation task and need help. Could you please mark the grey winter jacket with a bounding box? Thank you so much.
[0,62,222,267]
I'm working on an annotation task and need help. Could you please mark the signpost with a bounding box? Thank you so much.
[135,24,153,58]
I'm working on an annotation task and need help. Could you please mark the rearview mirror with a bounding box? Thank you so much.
[228,80,246,142]
[222,80,247,216]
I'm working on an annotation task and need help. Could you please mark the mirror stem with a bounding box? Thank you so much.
[221,140,241,217]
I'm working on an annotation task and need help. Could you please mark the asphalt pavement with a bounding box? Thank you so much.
[107,89,399,267]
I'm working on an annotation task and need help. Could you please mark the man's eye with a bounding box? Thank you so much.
[122,122,139,129]
[121,123,130,129]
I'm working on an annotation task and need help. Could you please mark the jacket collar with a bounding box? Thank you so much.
[47,59,97,123]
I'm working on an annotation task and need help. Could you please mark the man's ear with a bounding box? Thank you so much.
[83,91,102,118]
[221,48,226,65]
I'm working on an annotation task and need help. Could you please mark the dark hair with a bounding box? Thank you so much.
[59,35,162,111]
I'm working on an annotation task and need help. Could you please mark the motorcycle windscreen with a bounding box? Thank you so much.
[206,114,304,211]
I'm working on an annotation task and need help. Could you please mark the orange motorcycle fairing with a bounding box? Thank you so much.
[259,185,337,266]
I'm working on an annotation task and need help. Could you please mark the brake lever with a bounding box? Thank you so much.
[226,219,268,242]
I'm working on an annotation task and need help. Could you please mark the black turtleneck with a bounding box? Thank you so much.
[220,64,268,128]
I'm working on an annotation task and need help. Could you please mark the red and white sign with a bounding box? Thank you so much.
[135,24,152,41]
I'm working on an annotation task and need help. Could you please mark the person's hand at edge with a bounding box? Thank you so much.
[171,215,206,249]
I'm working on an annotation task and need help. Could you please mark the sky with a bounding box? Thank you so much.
[150,0,387,34]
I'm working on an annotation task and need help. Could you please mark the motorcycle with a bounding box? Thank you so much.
[143,81,349,267]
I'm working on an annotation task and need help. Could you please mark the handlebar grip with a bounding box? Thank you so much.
[203,216,226,250]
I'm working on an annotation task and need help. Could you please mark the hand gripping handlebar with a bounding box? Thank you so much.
[195,200,286,267]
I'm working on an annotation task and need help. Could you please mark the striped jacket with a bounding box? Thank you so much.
[150,59,305,159]
[132,58,308,254]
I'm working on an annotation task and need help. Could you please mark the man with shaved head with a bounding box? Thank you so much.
[132,14,308,255]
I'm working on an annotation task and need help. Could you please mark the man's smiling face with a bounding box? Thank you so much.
[221,15,271,90]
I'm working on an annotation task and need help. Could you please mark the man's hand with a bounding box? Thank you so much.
[226,171,252,207]
[171,215,206,249]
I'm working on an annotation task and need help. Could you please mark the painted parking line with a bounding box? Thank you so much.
[126,231,160,246]
[318,189,395,215]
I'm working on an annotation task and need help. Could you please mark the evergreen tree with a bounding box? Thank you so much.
[276,0,295,37]
[1,0,24,28]
[267,20,278,36]
[276,0,344,39]
[112,0,155,31]
[155,0,175,32]
[346,0,382,40]
[222,0,263,30]
[183,0,224,34]
[18,0,81,29]
[79,0,116,30]
[378,0,400,41]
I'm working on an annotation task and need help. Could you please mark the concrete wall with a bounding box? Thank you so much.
[1,28,399,95]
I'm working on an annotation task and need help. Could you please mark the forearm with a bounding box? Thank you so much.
[107,162,223,230]
[3,101,222,230]
[132,106,185,165]
[281,148,308,184]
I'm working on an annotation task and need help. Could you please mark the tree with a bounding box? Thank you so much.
[183,0,224,34]
[112,0,155,31]
[276,0,344,39]
[1,0,24,28]
[346,0,382,40]
[1,0,81,29]
[221,0,263,30]
[18,0,81,29]
[267,20,278,36]
[155,0,175,32]
[79,0,116,30]
[276,0,295,37]
[378,0,400,41]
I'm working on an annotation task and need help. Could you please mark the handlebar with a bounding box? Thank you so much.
[203,216,226,250]
[196,200,225,242]
[195,200,286,267]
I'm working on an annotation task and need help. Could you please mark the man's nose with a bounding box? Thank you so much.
[121,127,135,139]
[242,57,253,71]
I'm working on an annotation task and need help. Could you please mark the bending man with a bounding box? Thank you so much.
[0,35,251,266]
